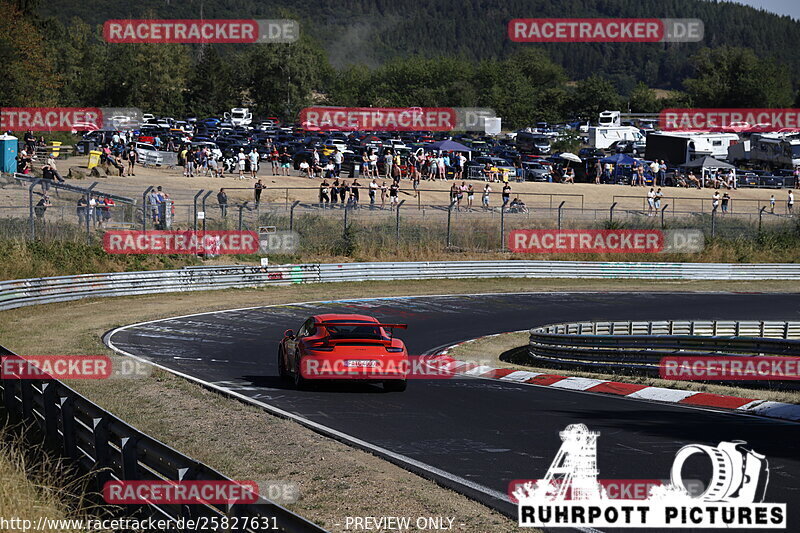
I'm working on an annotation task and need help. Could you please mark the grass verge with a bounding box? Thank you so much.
[447,331,800,405]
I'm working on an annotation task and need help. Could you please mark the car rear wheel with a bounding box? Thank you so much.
[383,380,407,392]
[277,347,288,380]
[294,359,307,389]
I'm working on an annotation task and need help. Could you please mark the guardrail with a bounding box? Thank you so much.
[4,261,800,312]
[527,319,800,375]
[0,345,327,532]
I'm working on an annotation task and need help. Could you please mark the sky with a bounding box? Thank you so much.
[720,0,800,20]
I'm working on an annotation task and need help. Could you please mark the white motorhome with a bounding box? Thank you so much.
[598,110,621,127]
[224,108,253,127]
[588,126,644,149]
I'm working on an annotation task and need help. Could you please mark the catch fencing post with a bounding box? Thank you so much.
[396,199,405,244]
[237,204,244,231]
[758,206,766,232]
[343,205,349,238]
[661,203,669,229]
[609,202,617,224]
[86,182,98,243]
[289,200,300,231]
[142,186,153,231]
[28,180,40,240]
[446,203,453,248]
[192,189,204,231]
[557,200,565,230]
[500,204,506,252]
[201,191,213,233]
[711,208,716,238]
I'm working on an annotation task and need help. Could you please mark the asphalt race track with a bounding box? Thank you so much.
[106,292,800,531]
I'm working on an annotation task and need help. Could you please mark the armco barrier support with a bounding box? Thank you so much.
[527,319,800,376]
[0,344,327,532]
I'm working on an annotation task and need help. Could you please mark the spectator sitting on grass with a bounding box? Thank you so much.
[509,197,528,213]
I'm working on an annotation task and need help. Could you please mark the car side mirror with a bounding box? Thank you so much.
[284,329,295,338]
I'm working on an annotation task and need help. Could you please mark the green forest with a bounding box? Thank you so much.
[2,0,799,128]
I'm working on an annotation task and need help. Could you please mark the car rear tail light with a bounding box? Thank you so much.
[308,341,334,352]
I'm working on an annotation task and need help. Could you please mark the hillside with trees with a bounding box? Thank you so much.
[1,0,798,128]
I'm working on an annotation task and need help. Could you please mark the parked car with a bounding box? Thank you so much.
[521,161,554,182]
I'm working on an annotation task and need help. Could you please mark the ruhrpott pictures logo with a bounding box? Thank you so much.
[515,424,786,528]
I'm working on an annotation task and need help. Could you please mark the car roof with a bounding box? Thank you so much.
[313,313,379,323]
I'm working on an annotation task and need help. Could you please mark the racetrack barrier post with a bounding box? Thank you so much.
[193,189,204,232]
[86,182,98,243]
[759,206,766,232]
[661,203,669,229]
[609,202,617,225]
[142,186,153,232]
[28,180,39,240]
[201,191,213,233]
[446,203,453,248]
[557,200,565,230]
[396,199,405,245]
[237,204,244,231]
[711,208,717,238]
[500,204,506,252]
[290,200,301,231]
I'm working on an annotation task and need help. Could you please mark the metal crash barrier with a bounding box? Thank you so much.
[527,319,800,376]
[0,343,327,532]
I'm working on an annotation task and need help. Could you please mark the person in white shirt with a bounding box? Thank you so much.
[369,179,379,206]
[249,149,259,178]
[788,190,795,215]
[482,183,491,210]
[647,188,656,216]
[237,149,247,180]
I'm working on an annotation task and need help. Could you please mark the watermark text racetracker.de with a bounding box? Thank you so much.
[508,229,704,254]
[509,18,703,43]
[660,108,800,133]
[103,19,298,43]
[103,230,259,255]
[0,355,150,380]
[660,356,800,381]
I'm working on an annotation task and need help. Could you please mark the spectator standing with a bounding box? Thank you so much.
[384,149,393,179]
[34,194,51,219]
[389,180,399,209]
[350,179,361,206]
[712,191,720,212]
[594,160,602,184]
[789,190,795,215]
[254,180,265,204]
[369,179,378,206]
[184,149,196,177]
[127,145,138,176]
[333,148,343,178]
[502,183,511,211]
[380,181,387,208]
[24,130,35,155]
[330,178,340,204]
[319,180,330,206]
[77,196,87,224]
[449,183,459,208]
[647,188,656,216]
[655,188,663,211]
[721,192,730,214]
[279,149,291,176]
[770,195,776,213]
[270,148,280,175]
[467,184,474,209]
[339,180,349,206]
[217,188,228,217]
[482,183,491,210]
[237,149,247,179]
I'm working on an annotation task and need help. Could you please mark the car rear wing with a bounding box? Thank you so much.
[313,321,408,339]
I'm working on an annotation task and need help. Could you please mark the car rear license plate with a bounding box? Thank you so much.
[345,360,378,368]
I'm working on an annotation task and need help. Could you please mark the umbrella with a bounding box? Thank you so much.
[559,152,581,163]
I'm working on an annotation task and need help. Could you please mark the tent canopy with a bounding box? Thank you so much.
[683,156,735,169]
[424,139,473,152]
[599,153,638,165]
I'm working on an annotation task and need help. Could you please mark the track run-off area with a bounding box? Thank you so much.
[105,292,800,529]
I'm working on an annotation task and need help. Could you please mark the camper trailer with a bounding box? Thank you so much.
[645,132,739,165]
[589,125,644,149]
[747,133,800,169]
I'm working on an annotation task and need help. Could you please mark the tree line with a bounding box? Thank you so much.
[0,0,797,129]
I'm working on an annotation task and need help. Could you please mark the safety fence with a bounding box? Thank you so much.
[527,319,800,381]
[0,342,327,532]
[3,261,800,313]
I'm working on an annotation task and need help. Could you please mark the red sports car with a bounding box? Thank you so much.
[278,314,409,391]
